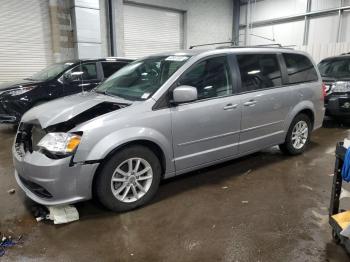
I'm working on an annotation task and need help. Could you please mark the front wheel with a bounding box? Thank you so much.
[279,114,312,155]
[95,145,161,212]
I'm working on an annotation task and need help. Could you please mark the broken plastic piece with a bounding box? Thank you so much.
[7,189,15,194]
[46,205,79,224]
[0,235,18,257]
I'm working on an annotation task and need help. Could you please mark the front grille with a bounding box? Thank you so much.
[31,125,46,151]
[15,123,46,154]
[19,175,53,199]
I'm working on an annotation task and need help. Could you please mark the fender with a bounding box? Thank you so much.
[75,127,175,176]
[283,100,315,137]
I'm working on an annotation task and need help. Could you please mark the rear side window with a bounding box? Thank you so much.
[237,54,282,91]
[102,62,128,78]
[283,53,318,84]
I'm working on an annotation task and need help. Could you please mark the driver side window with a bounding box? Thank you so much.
[178,56,233,100]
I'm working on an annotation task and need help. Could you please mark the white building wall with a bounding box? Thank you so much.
[240,0,306,23]
[240,0,350,63]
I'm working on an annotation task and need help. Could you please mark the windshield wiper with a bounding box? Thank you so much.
[24,77,36,81]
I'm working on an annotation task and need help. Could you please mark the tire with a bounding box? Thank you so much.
[279,114,312,155]
[95,145,162,212]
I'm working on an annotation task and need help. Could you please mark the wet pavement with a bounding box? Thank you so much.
[1,120,350,261]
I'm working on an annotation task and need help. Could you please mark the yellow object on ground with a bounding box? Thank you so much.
[332,210,350,229]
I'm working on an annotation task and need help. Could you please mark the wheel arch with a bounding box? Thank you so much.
[285,102,316,134]
[298,108,315,129]
[91,139,168,199]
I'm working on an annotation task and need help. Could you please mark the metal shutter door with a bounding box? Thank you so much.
[0,0,53,83]
[123,4,184,59]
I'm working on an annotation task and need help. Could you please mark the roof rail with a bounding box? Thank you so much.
[341,52,350,55]
[189,41,237,49]
[189,42,287,50]
[250,43,282,47]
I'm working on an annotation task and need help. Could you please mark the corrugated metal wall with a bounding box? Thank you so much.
[296,43,350,63]
[0,0,53,83]
[240,0,350,63]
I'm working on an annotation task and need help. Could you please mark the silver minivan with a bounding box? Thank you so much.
[13,47,325,211]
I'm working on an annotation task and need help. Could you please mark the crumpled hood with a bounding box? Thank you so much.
[0,79,42,92]
[21,92,132,128]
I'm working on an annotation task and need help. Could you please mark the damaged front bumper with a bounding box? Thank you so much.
[13,144,99,206]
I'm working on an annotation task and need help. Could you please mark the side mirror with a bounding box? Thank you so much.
[172,85,198,104]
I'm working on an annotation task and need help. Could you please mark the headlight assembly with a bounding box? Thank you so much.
[6,86,36,96]
[38,133,82,155]
[332,81,350,93]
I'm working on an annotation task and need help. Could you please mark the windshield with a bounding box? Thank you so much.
[96,55,191,101]
[29,62,74,81]
[318,58,350,78]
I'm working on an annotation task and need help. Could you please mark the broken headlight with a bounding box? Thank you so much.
[38,133,81,155]
[332,81,350,93]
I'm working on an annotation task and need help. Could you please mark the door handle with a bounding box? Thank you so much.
[243,100,257,106]
[223,103,238,110]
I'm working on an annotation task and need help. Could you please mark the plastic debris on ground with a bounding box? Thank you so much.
[32,205,79,225]
[7,188,15,194]
[244,169,252,175]
[0,234,22,257]
[47,205,79,224]
[33,205,79,224]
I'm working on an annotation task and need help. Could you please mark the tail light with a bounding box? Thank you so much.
[322,82,327,99]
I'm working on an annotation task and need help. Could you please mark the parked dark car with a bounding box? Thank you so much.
[318,53,350,119]
[0,57,133,124]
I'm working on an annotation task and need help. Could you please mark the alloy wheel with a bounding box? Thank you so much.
[111,158,153,203]
[291,120,308,150]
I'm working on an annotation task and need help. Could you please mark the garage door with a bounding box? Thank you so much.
[123,3,184,59]
[0,0,53,83]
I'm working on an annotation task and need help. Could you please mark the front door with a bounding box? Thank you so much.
[63,62,101,95]
[236,53,291,153]
[171,55,241,172]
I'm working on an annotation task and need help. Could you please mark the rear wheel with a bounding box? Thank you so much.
[279,114,312,155]
[95,145,161,212]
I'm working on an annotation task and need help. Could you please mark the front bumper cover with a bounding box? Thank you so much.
[13,147,99,206]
